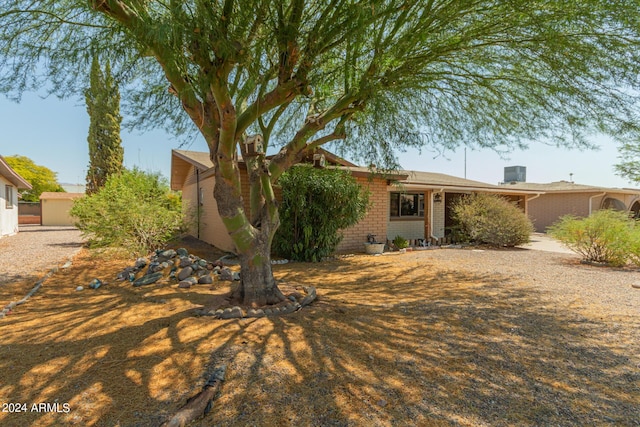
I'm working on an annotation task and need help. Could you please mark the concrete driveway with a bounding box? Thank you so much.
[0,225,85,286]
[518,233,575,254]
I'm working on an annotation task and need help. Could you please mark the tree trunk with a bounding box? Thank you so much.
[214,163,284,307]
[234,236,285,307]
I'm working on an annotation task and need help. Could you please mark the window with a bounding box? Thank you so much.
[5,185,14,209]
[390,192,424,218]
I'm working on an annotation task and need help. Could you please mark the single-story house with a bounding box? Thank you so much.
[40,192,84,226]
[0,155,32,238]
[170,149,542,253]
[500,181,640,231]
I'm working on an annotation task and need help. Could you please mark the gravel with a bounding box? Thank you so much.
[407,247,640,318]
[0,225,84,286]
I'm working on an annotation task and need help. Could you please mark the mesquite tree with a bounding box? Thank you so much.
[2,1,640,307]
[85,56,124,195]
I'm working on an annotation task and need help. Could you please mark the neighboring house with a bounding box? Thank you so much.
[171,149,541,253]
[0,155,32,238]
[501,181,640,231]
[40,192,84,226]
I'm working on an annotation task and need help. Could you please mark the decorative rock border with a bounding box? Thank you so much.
[203,286,318,319]
[0,258,75,319]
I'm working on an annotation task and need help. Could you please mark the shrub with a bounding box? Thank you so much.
[273,165,370,262]
[393,235,409,249]
[452,193,533,247]
[548,209,638,267]
[71,168,185,255]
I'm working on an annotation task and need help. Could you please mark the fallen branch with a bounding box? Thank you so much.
[161,365,227,427]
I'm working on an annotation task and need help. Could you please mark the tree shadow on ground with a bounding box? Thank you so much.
[0,254,638,426]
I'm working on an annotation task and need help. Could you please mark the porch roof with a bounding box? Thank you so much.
[342,166,542,195]
[500,180,640,195]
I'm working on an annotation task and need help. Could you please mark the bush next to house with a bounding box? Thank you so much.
[273,165,370,262]
[71,168,185,255]
[548,209,640,267]
[392,235,409,249]
[453,193,533,247]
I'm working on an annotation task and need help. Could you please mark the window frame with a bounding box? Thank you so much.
[389,192,424,219]
[5,185,14,209]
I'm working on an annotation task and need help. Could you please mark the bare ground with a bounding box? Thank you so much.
[0,241,639,427]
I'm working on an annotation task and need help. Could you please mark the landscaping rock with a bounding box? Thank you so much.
[75,286,84,291]
[177,266,193,281]
[178,257,192,268]
[198,274,214,284]
[159,249,177,259]
[134,258,147,269]
[133,272,163,287]
[116,266,136,281]
[219,267,234,282]
[218,306,243,319]
[176,248,189,257]
[88,278,102,289]
[178,280,193,289]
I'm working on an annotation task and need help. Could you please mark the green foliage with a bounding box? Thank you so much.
[4,155,64,202]
[85,55,123,195]
[548,209,640,267]
[453,193,533,247]
[392,235,409,249]
[70,168,184,255]
[273,166,370,262]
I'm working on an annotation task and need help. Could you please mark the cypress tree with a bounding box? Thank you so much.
[85,56,123,195]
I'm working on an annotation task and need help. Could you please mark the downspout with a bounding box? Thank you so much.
[196,168,201,239]
[589,192,606,215]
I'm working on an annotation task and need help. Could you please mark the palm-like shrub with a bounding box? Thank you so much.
[452,193,533,247]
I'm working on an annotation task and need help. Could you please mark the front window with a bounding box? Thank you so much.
[390,192,424,218]
[5,185,14,209]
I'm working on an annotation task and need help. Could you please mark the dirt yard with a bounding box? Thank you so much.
[0,239,638,427]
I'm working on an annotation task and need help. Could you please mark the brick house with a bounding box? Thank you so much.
[171,150,540,253]
[0,155,32,238]
[500,181,640,232]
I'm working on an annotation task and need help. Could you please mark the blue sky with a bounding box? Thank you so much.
[0,92,635,189]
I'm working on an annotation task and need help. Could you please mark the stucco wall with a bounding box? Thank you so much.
[0,176,18,237]
[527,193,599,232]
[182,166,236,252]
[41,199,76,226]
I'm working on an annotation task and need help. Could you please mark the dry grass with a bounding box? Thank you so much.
[0,240,638,427]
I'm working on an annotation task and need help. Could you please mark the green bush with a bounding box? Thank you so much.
[273,165,370,262]
[452,193,533,247]
[71,168,185,255]
[393,235,409,249]
[548,209,639,267]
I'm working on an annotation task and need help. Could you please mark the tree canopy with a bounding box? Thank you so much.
[3,1,640,307]
[85,55,123,195]
[3,155,65,202]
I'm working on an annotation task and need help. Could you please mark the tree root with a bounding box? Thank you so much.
[161,365,226,427]
[203,286,317,319]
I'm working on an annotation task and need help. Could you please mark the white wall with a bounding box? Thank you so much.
[0,176,19,237]
[387,220,424,241]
